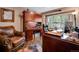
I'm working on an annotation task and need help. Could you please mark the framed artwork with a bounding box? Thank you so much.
[1,8,14,22]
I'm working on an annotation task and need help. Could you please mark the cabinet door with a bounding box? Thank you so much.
[56,41,71,52]
[43,37,49,52]
[43,35,72,52]
[69,44,79,51]
[43,36,59,52]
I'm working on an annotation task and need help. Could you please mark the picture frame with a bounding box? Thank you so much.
[1,8,14,22]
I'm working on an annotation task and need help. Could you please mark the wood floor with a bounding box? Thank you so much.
[17,33,42,52]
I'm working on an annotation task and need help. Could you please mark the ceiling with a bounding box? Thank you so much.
[24,7,60,14]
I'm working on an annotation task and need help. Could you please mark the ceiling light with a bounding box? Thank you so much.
[72,12,77,15]
[30,11,34,14]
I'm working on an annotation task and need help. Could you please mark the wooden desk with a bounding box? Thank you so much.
[43,32,79,52]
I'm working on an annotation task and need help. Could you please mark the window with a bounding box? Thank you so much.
[46,14,75,31]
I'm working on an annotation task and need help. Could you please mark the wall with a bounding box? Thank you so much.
[0,7,25,32]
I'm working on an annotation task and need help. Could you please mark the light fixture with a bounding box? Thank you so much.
[72,12,77,15]
[30,11,34,14]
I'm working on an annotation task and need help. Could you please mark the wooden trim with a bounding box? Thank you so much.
[42,7,66,14]
[45,10,75,17]
[0,8,3,22]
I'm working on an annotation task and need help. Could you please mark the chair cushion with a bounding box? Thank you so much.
[10,36,25,47]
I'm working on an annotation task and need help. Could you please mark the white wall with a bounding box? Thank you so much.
[0,7,26,32]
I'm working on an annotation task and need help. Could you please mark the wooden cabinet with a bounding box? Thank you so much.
[22,9,42,41]
[43,35,59,52]
[42,33,76,52]
[56,41,71,52]
[25,30,33,41]
[23,9,42,22]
